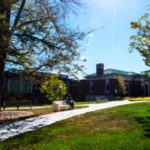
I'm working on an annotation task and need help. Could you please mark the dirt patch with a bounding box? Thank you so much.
[0,108,52,124]
[0,111,34,123]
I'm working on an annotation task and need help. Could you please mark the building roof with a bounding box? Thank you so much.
[85,68,140,79]
[104,69,139,76]
[4,69,69,80]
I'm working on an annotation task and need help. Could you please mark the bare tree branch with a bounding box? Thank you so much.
[11,0,26,33]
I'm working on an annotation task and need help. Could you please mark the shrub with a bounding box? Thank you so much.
[125,97,150,101]
[40,75,67,101]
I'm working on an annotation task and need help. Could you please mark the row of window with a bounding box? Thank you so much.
[7,78,32,93]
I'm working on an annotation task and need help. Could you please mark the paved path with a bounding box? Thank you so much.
[0,100,137,141]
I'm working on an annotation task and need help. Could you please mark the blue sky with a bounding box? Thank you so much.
[72,0,150,78]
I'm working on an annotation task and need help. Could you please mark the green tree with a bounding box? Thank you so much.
[40,75,67,101]
[129,13,150,66]
[141,70,150,78]
[117,76,126,97]
[0,0,87,110]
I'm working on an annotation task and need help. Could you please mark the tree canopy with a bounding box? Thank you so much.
[1,0,86,75]
[129,13,150,66]
[40,75,67,101]
[0,0,88,110]
[117,76,126,97]
[141,70,150,78]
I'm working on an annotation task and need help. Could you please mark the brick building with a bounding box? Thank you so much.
[72,63,150,101]
[3,64,150,103]
[3,70,71,104]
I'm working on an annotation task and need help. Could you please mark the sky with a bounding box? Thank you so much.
[72,0,150,78]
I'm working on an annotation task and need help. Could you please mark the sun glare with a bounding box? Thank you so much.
[90,0,138,12]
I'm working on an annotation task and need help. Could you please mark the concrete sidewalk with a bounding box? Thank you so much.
[0,100,136,141]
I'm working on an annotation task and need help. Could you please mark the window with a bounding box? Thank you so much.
[105,78,110,93]
[9,79,20,93]
[22,79,32,93]
[89,81,94,93]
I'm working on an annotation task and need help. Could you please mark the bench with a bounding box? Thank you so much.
[3,100,32,110]
[52,101,72,111]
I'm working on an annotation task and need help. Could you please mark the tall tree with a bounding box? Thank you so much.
[141,70,150,78]
[0,0,87,110]
[129,13,150,66]
[117,76,126,97]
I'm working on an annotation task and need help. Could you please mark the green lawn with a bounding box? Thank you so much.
[0,102,150,150]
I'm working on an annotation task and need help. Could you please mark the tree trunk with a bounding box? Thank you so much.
[0,57,5,111]
[0,19,7,111]
[0,1,26,111]
[0,6,11,111]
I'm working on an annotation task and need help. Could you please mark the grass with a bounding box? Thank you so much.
[125,96,150,101]
[2,100,107,110]
[0,102,150,150]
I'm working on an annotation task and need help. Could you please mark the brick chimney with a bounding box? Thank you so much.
[96,63,104,76]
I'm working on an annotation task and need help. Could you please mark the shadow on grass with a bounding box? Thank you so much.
[135,115,150,138]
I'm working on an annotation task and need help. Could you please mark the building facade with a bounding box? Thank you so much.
[3,64,150,104]
[73,63,150,100]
